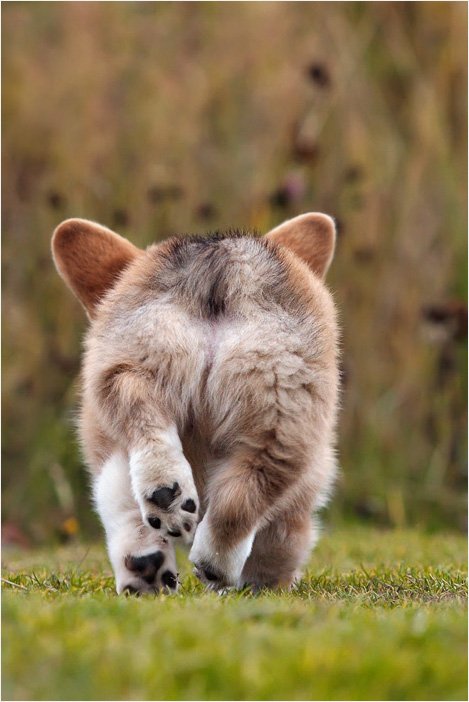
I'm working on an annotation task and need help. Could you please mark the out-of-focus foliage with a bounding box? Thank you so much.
[2,2,467,542]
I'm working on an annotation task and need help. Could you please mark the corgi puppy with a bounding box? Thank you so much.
[52,213,339,594]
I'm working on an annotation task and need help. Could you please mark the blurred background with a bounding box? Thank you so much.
[2,2,467,545]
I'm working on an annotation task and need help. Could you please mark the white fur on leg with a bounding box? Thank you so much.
[93,452,177,593]
[189,513,255,589]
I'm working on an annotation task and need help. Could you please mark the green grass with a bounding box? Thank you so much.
[2,527,467,701]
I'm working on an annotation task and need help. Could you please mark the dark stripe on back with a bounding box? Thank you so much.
[150,229,293,319]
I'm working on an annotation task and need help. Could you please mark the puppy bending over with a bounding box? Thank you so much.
[52,213,339,594]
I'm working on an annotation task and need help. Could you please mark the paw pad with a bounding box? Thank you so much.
[122,550,178,594]
[181,499,197,513]
[161,570,178,590]
[148,516,162,530]
[193,562,224,585]
[167,528,182,538]
[149,482,181,510]
[123,584,140,596]
[202,565,221,582]
[125,550,165,584]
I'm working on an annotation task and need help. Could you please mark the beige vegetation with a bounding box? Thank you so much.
[2,2,467,543]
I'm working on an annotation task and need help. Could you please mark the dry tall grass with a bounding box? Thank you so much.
[3,2,467,542]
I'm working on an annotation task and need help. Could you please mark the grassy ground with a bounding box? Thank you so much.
[2,526,467,701]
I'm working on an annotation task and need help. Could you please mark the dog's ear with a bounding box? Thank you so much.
[52,218,140,317]
[266,213,336,279]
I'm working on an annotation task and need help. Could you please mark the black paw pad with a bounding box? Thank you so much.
[148,516,162,530]
[161,570,178,590]
[149,482,181,510]
[181,498,197,513]
[202,565,221,582]
[125,551,165,584]
[123,584,140,596]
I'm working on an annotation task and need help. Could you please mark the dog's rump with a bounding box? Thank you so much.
[85,230,337,467]
[140,233,336,453]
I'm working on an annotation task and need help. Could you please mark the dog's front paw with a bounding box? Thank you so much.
[115,547,179,595]
[122,550,178,594]
[142,479,199,545]
[108,521,179,595]
[189,516,255,591]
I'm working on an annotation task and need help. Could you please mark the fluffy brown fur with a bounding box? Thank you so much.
[52,213,339,594]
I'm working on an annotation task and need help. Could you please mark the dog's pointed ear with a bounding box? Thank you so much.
[265,213,336,279]
[52,218,140,317]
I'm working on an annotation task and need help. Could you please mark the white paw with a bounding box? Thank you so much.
[189,516,255,590]
[110,533,178,595]
[93,451,179,594]
[130,442,199,545]
[137,477,199,545]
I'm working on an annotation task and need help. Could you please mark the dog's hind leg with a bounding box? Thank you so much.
[95,363,200,545]
[93,451,178,594]
[189,434,314,589]
[240,510,317,590]
[189,338,337,590]
[129,423,200,545]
